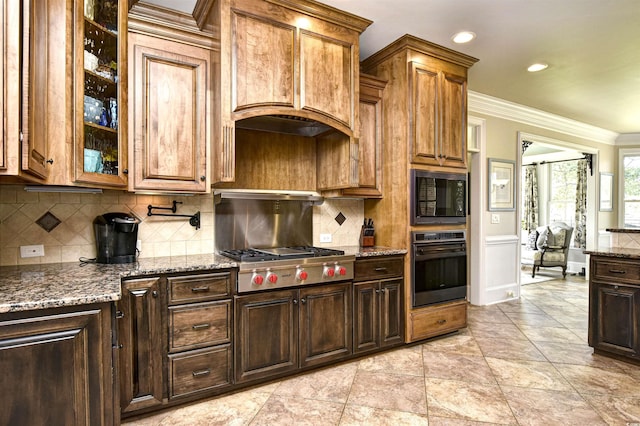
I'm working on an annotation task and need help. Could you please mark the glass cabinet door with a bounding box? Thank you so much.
[75,0,127,186]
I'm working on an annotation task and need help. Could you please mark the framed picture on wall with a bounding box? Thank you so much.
[488,158,515,211]
[600,172,613,212]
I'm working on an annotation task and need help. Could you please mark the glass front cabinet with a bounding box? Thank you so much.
[75,0,127,187]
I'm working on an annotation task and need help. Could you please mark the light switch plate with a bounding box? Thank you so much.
[20,245,45,258]
[491,213,500,224]
[319,233,332,243]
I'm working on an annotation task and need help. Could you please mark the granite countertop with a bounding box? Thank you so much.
[0,254,236,314]
[583,246,640,259]
[0,248,406,314]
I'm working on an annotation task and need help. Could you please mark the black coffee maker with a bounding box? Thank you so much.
[93,212,139,264]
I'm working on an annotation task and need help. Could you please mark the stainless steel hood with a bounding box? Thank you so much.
[235,115,333,138]
[214,189,324,204]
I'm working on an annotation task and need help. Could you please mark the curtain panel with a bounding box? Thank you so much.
[574,159,588,248]
[523,165,538,231]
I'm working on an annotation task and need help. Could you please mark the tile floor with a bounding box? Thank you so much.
[123,274,640,425]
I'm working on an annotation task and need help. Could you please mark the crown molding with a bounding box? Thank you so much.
[468,91,619,145]
[615,133,640,146]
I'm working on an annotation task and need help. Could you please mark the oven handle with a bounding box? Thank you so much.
[413,245,466,260]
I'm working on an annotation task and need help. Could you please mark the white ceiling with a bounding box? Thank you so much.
[145,0,640,135]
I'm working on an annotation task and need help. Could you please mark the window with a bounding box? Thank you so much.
[548,161,577,228]
[622,154,640,228]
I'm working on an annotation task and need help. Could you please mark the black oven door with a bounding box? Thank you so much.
[412,241,467,307]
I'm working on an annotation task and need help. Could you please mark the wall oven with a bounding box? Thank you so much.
[410,169,467,225]
[411,230,467,307]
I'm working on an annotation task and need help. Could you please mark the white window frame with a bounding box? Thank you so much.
[618,148,640,228]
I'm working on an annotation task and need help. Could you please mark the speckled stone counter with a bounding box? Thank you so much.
[583,246,640,260]
[0,254,237,314]
[347,246,407,258]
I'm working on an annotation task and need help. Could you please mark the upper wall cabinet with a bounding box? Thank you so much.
[410,61,468,169]
[128,3,215,193]
[74,0,128,187]
[213,0,371,184]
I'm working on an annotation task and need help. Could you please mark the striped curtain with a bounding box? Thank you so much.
[523,165,539,231]
[574,159,588,248]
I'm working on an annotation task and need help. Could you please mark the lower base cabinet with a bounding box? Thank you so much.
[235,282,352,383]
[589,256,640,362]
[0,303,116,426]
[408,300,467,342]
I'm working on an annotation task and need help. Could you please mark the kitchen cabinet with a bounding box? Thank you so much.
[167,273,233,399]
[117,276,164,414]
[410,62,468,169]
[1,0,53,181]
[117,270,235,418]
[127,31,210,193]
[213,0,371,189]
[0,303,116,425]
[74,0,128,187]
[409,300,467,341]
[589,256,640,363]
[353,256,404,352]
[340,74,387,198]
[235,282,352,383]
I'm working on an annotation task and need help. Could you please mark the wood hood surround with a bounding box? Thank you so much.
[212,0,372,193]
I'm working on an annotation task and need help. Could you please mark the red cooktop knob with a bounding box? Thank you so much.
[267,272,278,284]
[297,269,308,281]
[252,273,264,285]
[336,265,346,276]
[323,265,335,278]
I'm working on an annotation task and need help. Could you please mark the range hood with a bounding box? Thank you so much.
[214,189,324,204]
[235,115,333,137]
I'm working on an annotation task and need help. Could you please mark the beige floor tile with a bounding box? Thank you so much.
[467,320,529,340]
[347,370,427,414]
[427,416,512,425]
[533,340,627,369]
[424,378,516,424]
[421,333,483,356]
[465,307,512,324]
[250,394,344,425]
[423,351,496,384]
[273,363,357,403]
[358,345,424,376]
[503,311,562,327]
[339,404,429,425]
[501,385,606,426]
[554,363,640,396]
[474,336,547,361]
[496,299,545,314]
[582,394,640,425]
[485,357,572,391]
[516,324,584,343]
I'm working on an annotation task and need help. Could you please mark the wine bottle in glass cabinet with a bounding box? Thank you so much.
[74,0,127,187]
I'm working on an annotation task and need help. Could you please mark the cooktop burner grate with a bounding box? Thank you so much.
[220,246,344,262]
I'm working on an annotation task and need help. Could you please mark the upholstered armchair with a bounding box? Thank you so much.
[522,222,574,278]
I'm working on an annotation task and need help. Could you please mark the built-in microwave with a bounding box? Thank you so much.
[410,169,467,225]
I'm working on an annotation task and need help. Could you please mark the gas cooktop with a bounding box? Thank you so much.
[219,246,345,262]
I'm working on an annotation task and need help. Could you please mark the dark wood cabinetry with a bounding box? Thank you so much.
[117,270,234,418]
[235,282,352,383]
[353,256,404,353]
[0,303,115,425]
[589,256,640,363]
[117,276,164,414]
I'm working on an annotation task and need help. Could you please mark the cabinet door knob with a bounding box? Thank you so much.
[300,298,306,304]
[152,290,158,298]
[200,175,206,181]
[293,299,298,305]
[115,310,124,319]
[46,159,54,164]
[123,169,129,174]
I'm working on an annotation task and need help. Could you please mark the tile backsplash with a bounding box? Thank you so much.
[0,185,362,266]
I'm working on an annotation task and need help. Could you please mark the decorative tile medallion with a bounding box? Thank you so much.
[36,211,62,232]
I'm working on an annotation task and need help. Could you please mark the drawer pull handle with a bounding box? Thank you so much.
[191,286,211,293]
[374,267,388,272]
[192,369,211,378]
[437,319,447,325]
[192,323,211,330]
[608,269,626,274]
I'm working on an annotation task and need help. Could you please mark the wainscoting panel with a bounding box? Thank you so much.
[481,235,520,305]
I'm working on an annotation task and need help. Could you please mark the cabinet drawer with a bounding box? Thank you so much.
[169,345,232,399]
[355,256,404,281]
[409,300,466,342]
[168,273,232,304]
[169,301,231,352]
[592,258,640,283]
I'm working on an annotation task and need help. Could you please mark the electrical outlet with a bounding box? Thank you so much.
[319,233,332,243]
[506,290,515,298]
[491,213,500,224]
[20,245,45,258]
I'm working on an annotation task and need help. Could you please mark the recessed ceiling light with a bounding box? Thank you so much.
[452,31,476,44]
[527,63,549,72]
